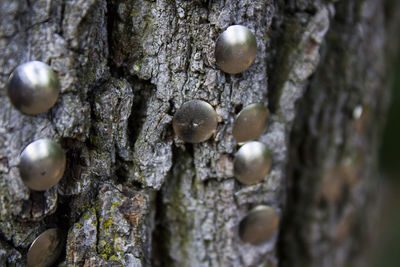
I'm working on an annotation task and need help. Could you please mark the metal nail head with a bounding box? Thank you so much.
[239,205,279,245]
[234,141,272,185]
[233,103,269,143]
[173,100,218,143]
[27,228,65,267]
[19,138,66,191]
[7,61,60,115]
[215,25,257,74]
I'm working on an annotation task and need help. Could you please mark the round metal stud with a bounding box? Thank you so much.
[215,25,257,74]
[7,61,60,115]
[234,141,271,185]
[19,138,66,191]
[173,100,218,143]
[27,228,64,267]
[239,205,279,245]
[233,103,269,143]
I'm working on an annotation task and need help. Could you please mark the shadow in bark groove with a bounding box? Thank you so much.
[127,79,156,150]
[150,145,186,266]
[151,188,172,267]
[267,9,311,114]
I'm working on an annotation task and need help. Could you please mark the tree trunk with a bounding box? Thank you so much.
[0,0,398,266]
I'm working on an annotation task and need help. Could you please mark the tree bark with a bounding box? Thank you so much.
[0,0,398,266]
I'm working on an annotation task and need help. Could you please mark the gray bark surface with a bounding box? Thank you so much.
[0,0,398,266]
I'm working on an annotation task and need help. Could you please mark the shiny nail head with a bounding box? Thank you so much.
[27,228,64,267]
[215,25,257,74]
[7,61,60,115]
[19,138,66,191]
[234,141,271,185]
[233,103,269,143]
[173,100,218,143]
[239,205,279,245]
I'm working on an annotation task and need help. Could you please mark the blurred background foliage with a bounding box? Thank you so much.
[380,66,400,178]
[370,64,400,267]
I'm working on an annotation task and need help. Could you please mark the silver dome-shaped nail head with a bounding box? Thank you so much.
[7,61,60,115]
[27,228,65,267]
[239,205,279,245]
[233,103,269,143]
[234,141,271,185]
[19,138,66,191]
[173,100,218,143]
[215,25,257,74]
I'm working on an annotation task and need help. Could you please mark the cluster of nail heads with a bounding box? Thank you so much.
[172,101,278,245]
[233,103,271,185]
[10,24,272,262]
[215,25,279,244]
[6,62,66,266]
[172,25,278,245]
[233,104,278,245]
[6,61,66,191]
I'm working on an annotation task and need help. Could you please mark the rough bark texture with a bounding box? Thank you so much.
[0,0,398,266]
